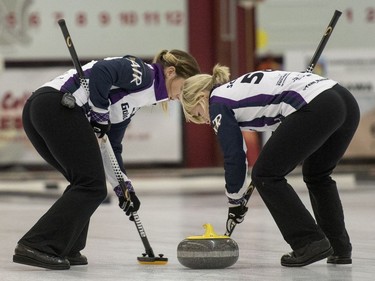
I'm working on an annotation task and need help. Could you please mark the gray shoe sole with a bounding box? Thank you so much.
[13,254,70,270]
[327,255,352,264]
[281,247,334,267]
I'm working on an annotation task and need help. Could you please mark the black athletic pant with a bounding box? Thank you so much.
[252,84,360,254]
[20,88,107,257]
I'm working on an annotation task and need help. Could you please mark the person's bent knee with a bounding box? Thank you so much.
[303,174,335,190]
[251,165,270,190]
[93,182,108,202]
[80,179,108,203]
[98,186,108,202]
[251,163,288,191]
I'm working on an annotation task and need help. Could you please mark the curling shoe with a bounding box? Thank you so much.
[67,252,88,265]
[13,243,70,270]
[327,252,352,264]
[281,238,334,267]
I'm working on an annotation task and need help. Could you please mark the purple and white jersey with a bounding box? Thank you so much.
[209,70,337,199]
[39,55,169,187]
[41,56,169,124]
[210,70,338,132]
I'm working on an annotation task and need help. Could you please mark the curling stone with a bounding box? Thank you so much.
[177,223,239,269]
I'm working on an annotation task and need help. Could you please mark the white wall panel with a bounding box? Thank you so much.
[0,0,187,60]
[257,0,375,55]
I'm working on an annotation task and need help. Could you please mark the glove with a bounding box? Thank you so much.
[114,182,141,220]
[227,203,248,225]
[90,108,110,138]
[119,192,141,220]
[226,183,255,232]
[90,120,111,138]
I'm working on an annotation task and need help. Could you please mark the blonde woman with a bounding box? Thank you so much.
[180,65,359,267]
[14,50,200,270]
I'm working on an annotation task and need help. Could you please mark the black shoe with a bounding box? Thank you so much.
[327,253,352,264]
[67,252,88,265]
[13,243,70,270]
[281,238,334,267]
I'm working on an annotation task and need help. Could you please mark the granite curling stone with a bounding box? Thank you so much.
[177,223,239,269]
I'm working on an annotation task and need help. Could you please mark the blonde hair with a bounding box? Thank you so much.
[153,49,201,111]
[181,64,230,124]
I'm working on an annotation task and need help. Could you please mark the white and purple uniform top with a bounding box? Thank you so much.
[41,55,169,124]
[40,55,168,176]
[209,70,337,200]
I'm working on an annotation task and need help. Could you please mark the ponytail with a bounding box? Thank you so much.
[153,49,201,112]
[153,49,200,78]
[212,64,231,86]
[181,64,231,124]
